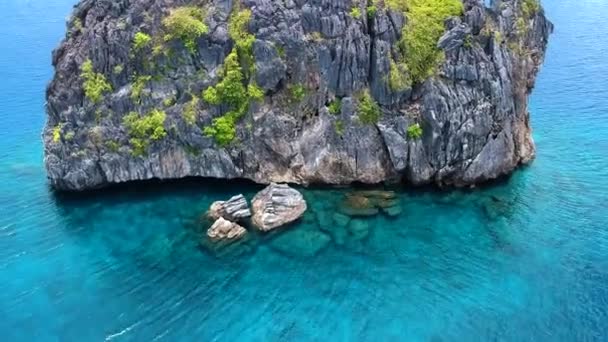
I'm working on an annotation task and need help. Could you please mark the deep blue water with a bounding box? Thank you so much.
[1,0,608,340]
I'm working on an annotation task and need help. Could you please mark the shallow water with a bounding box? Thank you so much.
[1,0,608,341]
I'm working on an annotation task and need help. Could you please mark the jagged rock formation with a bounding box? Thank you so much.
[251,183,307,231]
[208,194,251,221]
[43,0,552,191]
[207,217,247,240]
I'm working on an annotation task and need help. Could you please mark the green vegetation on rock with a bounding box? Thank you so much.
[123,109,167,156]
[275,44,286,58]
[350,7,362,19]
[385,0,408,12]
[515,0,539,37]
[64,131,75,141]
[387,0,463,84]
[162,6,208,53]
[407,123,423,139]
[52,125,62,143]
[203,115,239,146]
[163,96,176,107]
[328,98,342,115]
[81,59,112,103]
[201,6,263,146]
[203,51,248,109]
[288,84,306,103]
[334,120,345,136]
[247,83,265,101]
[357,91,381,125]
[113,64,124,75]
[131,75,151,103]
[132,32,152,52]
[106,140,120,153]
[463,34,473,48]
[182,95,199,125]
[228,8,255,73]
[367,5,378,19]
[202,50,251,146]
[70,17,83,34]
[521,0,540,18]
[388,59,411,91]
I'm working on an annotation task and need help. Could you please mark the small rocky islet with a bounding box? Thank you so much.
[43,0,551,191]
[42,0,552,257]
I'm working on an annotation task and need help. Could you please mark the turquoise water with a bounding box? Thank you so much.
[1,0,608,340]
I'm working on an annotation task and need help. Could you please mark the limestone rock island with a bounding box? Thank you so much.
[43,0,552,190]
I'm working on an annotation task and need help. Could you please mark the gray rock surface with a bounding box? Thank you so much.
[208,194,251,221]
[43,0,552,190]
[251,183,307,231]
[207,217,247,241]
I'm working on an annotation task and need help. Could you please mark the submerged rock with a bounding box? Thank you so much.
[251,183,307,231]
[43,0,552,191]
[207,217,247,241]
[339,190,402,217]
[269,229,331,258]
[348,219,370,241]
[381,205,402,217]
[332,213,351,228]
[200,233,254,258]
[208,194,251,222]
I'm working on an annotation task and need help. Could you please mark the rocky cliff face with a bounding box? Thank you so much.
[43,0,552,191]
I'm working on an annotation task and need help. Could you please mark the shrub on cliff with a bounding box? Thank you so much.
[132,32,151,52]
[367,5,378,19]
[386,0,463,84]
[288,84,306,104]
[522,0,540,18]
[130,75,151,103]
[328,98,342,115]
[202,50,249,146]
[202,6,262,146]
[182,95,199,125]
[388,60,411,91]
[407,123,423,139]
[123,109,167,156]
[228,8,255,73]
[52,125,62,143]
[80,59,112,103]
[357,91,381,124]
[162,6,208,53]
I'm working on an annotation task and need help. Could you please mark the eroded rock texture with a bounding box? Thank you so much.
[208,194,251,221]
[43,0,552,190]
[251,183,307,231]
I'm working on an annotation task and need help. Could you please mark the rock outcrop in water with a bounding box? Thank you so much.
[208,194,251,221]
[207,216,247,240]
[43,0,552,191]
[251,183,307,231]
